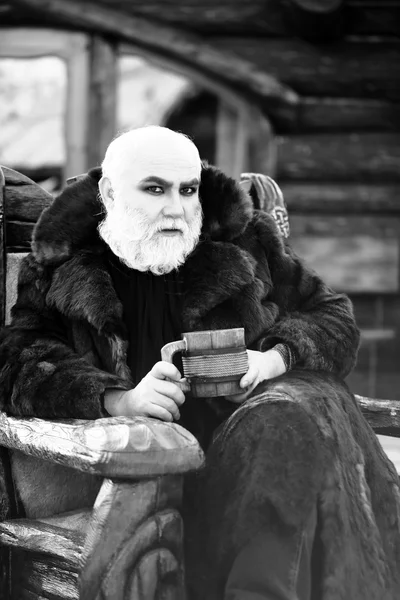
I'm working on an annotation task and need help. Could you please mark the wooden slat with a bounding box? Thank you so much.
[291,235,399,293]
[276,133,400,182]
[210,38,400,102]
[297,98,400,133]
[290,214,400,237]
[281,183,400,214]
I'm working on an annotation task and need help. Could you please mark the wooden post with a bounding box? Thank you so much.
[216,101,250,179]
[0,168,5,327]
[87,36,118,169]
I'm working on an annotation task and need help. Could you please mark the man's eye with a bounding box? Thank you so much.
[180,187,197,196]
[146,186,163,194]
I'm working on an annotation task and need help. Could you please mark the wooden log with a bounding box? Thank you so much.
[87,35,118,168]
[18,0,299,125]
[356,395,400,436]
[276,133,400,182]
[296,98,400,134]
[282,0,345,41]
[281,183,400,214]
[210,38,400,102]
[7,0,400,36]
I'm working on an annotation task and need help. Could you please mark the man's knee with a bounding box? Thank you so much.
[211,392,329,527]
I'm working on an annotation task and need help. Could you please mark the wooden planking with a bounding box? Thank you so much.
[290,214,400,293]
[87,35,118,168]
[281,183,400,214]
[291,235,399,293]
[6,0,400,36]
[296,98,400,133]
[290,213,400,238]
[210,38,400,101]
[276,133,400,182]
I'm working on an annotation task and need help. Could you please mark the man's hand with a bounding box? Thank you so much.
[227,348,287,404]
[104,361,186,422]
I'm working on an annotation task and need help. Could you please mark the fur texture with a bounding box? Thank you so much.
[184,372,400,600]
[1,164,392,598]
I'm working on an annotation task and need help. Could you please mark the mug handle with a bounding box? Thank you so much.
[161,339,191,393]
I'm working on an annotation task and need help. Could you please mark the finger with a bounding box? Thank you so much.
[146,404,175,422]
[240,364,259,389]
[151,395,181,421]
[153,379,186,406]
[151,361,182,382]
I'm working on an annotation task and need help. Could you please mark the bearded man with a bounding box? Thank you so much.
[0,126,399,600]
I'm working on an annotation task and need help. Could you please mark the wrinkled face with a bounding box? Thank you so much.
[98,133,203,274]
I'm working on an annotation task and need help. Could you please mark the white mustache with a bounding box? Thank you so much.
[155,219,187,232]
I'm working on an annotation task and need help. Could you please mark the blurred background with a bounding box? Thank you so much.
[0,0,400,404]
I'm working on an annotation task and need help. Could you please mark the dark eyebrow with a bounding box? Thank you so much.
[181,178,200,187]
[138,176,200,187]
[139,176,173,187]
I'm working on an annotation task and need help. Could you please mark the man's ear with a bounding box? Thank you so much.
[239,179,252,194]
[98,176,114,208]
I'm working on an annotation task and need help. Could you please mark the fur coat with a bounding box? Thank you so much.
[0,165,399,597]
[0,164,360,424]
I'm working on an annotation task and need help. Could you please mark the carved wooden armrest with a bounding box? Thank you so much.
[355,395,400,436]
[0,412,204,478]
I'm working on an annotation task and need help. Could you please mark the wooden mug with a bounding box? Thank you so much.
[161,328,249,398]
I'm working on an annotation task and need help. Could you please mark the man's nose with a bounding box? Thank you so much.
[163,191,185,218]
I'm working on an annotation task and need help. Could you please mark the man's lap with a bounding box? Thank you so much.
[184,370,400,599]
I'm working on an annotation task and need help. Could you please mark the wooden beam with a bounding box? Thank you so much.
[87,36,118,168]
[296,98,400,134]
[6,0,400,36]
[18,0,298,125]
[276,133,400,182]
[211,38,400,102]
[281,183,400,214]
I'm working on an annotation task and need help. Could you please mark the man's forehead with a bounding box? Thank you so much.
[123,153,201,184]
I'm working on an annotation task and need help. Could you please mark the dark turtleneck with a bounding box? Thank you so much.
[106,251,184,384]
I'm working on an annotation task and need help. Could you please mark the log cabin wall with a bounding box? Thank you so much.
[2,0,400,398]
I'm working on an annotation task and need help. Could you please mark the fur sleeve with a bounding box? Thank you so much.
[255,214,360,378]
[0,255,126,419]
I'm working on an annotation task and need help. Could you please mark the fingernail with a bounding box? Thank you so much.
[242,380,248,387]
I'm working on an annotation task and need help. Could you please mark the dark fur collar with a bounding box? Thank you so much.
[32,164,253,266]
[33,164,275,348]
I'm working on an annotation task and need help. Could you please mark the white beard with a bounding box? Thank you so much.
[98,201,203,275]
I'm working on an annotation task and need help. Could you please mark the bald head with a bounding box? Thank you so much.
[101,126,201,192]
[98,126,203,274]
